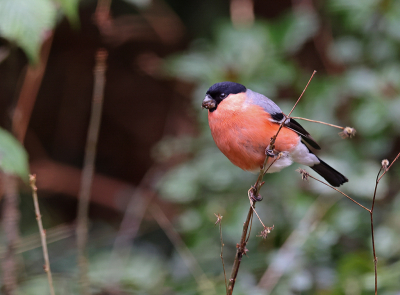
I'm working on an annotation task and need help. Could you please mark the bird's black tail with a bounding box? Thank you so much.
[310,158,348,187]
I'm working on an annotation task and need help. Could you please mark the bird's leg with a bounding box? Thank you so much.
[248,186,263,203]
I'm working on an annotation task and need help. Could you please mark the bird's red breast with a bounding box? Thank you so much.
[208,93,300,171]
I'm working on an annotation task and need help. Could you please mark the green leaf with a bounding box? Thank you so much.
[0,127,29,181]
[54,0,80,26]
[0,0,57,63]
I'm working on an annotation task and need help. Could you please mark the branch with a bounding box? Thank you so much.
[377,152,400,182]
[1,173,20,295]
[214,213,227,293]
[289,117,356,138]
[29,174,55,295]
[297,150,400,295]
[296,169,370,212]
[226,206,254,295]
[370,154,400,295]
[76,48,108,294]
[12,32,54,143]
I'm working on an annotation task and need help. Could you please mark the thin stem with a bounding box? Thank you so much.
[307,174,370,212]
[227,206,253,295]
[289,117,344,130]
[263,153,282,175]
[370,151,400,295]
[370,166,384,295]
[29,174,55,295]
[217,217,227,293]
[12,32,54,143]
[273,71,316,146]
[378,152,400,182]
[246,210,254,244]
[251,206,266,228]
[371,211,377,295]
[76,49,108,294]
[1,173,19,295]
[369,152,400,294]
[287,71,317,117]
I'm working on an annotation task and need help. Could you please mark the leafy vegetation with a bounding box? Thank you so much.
[0,127,29,181]
[1,0,400,294]
[0,0,78,62]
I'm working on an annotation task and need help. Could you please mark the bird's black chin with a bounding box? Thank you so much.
[202,95,217,111]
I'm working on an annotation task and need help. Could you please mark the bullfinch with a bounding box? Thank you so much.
[202,81,348,187]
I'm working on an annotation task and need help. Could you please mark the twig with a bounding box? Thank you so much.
[299,171,370,212]
[150,204,216,295]
[76,48,108,294]
[226,71,317,295]
[289,117,345,130]
[230,0,254,28]
[370,168,381,295]
[263,152,283,175]
[1,173,20,295]
[250,206,266,228]
[0,223,75,255]
[267,71,317,153]
[94,0,112,31]
[288,71,317,117]
[370,154,400,295]
[298,151,400,295]
[377,152,400,182]
[29,174,55,295]
[214,213,227,293]
[226,206,253,295]
[12,32,54,143]
[289,117,356,139]
[249,155,282,228]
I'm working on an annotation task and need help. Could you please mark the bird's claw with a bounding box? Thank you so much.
[249,186,263,203]
[265,148,275,157]
[252,194,263,202]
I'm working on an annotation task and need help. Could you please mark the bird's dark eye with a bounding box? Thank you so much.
[219,93,227,99]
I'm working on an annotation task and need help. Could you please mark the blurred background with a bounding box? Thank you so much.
[0,0,400,294]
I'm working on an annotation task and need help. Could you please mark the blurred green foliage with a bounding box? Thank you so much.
[0,127,29,181]
[0,0,79,62]
[156,1,400,295]
[2,0,400,294]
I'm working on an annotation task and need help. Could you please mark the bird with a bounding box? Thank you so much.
[202,81,348,187]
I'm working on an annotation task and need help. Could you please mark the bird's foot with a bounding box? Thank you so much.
[252,194,263,202]
[248,186,263,203]
[265,148,276,157]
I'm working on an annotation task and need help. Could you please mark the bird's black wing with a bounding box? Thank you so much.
[269,113,320,149]
[284,118,321,150]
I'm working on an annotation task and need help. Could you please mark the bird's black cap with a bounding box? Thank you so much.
[206,82,246,98]
[204,82,246,112]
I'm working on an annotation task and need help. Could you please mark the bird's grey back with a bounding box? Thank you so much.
[245,89,283,117]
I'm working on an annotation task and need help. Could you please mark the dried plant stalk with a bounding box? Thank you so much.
[297,151,400,295]
[1,173,19,295]
[30,174,55,295]
[76,49,108,294]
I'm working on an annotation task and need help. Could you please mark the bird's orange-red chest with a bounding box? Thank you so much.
[208,93,299,171]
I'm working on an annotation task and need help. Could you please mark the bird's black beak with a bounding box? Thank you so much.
[202,95,216,110]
